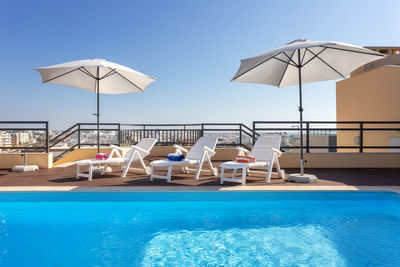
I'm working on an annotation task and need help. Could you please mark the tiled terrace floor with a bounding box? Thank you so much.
[0,157,399,187]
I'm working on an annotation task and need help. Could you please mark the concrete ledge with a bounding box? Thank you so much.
[53,146,400,169]
[53,146,239,166]
[0,153,53,169]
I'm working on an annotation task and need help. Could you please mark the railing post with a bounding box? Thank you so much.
[78,124,81,149]
[45,121,49,153]
[201,123,204,137]
[239,124,242,147]
[252,121,256,145]
[306,122,310,153]
[184,125,186,145]
[359,122,363,153]
[118,124,121,146]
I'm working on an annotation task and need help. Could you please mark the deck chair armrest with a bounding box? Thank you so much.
[272,148,283,157]
[236,146,250,155]
[130,145,150,155]
[203,146,216,156]
[109,145,129,158]
[173,144,189,153]
[110,145,129,152]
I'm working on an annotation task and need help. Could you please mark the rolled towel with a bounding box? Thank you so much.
[167,153,185,161]
[96,153,109,160]
[236,155,256,163]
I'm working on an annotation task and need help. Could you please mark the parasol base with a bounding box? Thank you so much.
[12,165,39,172]
[287,173,318,183]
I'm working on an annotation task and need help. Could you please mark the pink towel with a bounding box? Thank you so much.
[96,153,109,160]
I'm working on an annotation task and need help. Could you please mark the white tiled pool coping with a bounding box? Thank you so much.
[0,186,399,193]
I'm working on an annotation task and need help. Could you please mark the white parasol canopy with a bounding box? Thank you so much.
[232,39,385,179]
[36,58,156,152]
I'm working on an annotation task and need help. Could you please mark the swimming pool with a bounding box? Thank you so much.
[0,191,399,266]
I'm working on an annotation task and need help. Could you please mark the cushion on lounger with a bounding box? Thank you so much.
[236,155,256,163]
[167,153,185,161]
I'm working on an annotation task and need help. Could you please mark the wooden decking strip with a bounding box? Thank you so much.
[0,158,398,190]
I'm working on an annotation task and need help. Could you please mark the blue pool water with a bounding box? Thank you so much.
[0,192,399,267]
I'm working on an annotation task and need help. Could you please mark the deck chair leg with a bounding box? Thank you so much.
[220,167,225,184]
[266,158,274,183]
[194,152,207,181]
[121,158,133,178]
[150,166,155,181]
[101,163,108,175]
[136,153,146,172]
[241,167,246,185]
[122,151,137,178]
[138,156,151,175]
[76,165,80,179]
[206,153,217,176]
[274,154,284,178]
[122,150,143,178]
[88,164,93,181]
[167,165,172,183]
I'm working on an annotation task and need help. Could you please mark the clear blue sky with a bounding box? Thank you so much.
[0,0,399,129]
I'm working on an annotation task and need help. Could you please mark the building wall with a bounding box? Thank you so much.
[0,153,53,169]
[336,65,400,152]
[351,54,400,76]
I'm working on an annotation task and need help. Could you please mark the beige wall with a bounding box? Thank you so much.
[289,135,332,153]
[280,152,400,168]
[53,146,240,166]
[53,146,400,168]
[336,65,400,152]
[0,153,53,169]
[53,148,114,166]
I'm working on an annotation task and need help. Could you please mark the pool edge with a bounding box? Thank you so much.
[0,185,399,193]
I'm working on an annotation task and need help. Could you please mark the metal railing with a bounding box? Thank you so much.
[119,123,203,146]
[253,121,400,152]
[49,122,253,162]
[0,121,49,152]
[121,123,254,149]
[50,123,121,149]
[50,123,121,161]
[2,121,399,162]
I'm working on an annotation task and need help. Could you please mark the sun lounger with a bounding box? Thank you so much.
[220,134,284,185]
[76,138,157,180]
[150,136,218,183]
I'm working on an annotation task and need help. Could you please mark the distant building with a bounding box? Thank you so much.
[0,132,12,147]
[336,46,400,152]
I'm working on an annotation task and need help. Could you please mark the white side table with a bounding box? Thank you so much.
[220,161,266,185]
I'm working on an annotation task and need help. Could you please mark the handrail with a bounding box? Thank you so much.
[253,121,400,124]
[53,143,79,162]
[253,121,400,153]
[121,123,203,127]
[241,124,253,133]
[0,121,49,152]
[50,123,78,143]
[49,129,78,148]
[0,121,48,124]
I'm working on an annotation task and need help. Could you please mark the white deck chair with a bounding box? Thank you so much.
[76,138,157,181]
[220,134,285,185]
[150,136,219,183]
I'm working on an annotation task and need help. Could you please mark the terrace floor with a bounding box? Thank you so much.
[0,157,399,188]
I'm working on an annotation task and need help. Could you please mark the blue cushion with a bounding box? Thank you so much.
[167,153,185,161]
